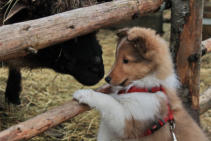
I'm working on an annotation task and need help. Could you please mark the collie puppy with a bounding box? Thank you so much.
[73,27,208,141]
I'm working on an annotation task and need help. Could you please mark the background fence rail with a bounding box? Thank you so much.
[0,0,163,61]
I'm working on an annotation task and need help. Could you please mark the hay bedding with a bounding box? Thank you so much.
[0,1,112,140]
[0,28,210,140]
[0,3,210,140]
[0,29,117,140]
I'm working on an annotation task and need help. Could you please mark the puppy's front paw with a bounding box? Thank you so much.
[73,89,95,106]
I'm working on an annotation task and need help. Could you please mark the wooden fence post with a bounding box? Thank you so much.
[170,0,204,123]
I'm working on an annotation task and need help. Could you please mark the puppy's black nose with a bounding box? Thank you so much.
[105,76,111,83]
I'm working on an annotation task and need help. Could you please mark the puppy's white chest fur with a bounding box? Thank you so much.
[73,75,176,141]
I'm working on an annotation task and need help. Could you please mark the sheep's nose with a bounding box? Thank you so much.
[91,67,99,73]
[105,76,111,83]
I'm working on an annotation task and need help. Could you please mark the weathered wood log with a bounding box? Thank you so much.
[0,100,89,141]
[0,0,163,61]
[0,85,111,141]
[200,87,211,114]
[0,86,209,141]
[170,0,203,123]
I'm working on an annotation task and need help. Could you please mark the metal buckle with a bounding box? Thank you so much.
[169,120,177,141]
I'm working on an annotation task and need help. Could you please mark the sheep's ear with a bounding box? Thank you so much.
[116,28,129,38]
[130,37,147,54]
[4,4,27,23]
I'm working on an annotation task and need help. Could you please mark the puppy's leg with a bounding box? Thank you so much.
[73,89,127,139]
[97,121,118,141]
[5,67,22,105]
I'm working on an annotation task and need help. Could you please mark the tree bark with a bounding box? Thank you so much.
[0,100,89,141]
[170,0,204,123]
[0,0,163,61]
[0,84,209,141]
[0,84,112,141]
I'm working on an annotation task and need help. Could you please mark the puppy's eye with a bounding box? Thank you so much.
[123,58,129,64]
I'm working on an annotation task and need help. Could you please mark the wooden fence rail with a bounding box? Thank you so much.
[0,83,210,141]
[0,100,89,141]
[0,1,164,139]
[0,0,163,61]
[0,85,111,141]
[0,0,210,140]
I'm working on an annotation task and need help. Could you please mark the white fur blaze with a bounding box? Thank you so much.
[117,92,165,121]
[73,89,96,107]
[73,89,129,139]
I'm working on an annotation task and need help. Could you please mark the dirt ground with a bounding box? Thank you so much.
[0,27,210,140]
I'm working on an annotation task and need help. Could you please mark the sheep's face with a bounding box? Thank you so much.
[54,32,105,85]
[2,2,105,86]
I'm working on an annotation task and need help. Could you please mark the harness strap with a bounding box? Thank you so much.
[118,85,175,137]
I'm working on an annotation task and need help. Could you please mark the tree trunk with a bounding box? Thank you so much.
[170,0,204,123]
[0,0,163,61]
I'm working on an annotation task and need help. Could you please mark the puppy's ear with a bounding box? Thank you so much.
[130,37,147,54]
[116,28,129,38]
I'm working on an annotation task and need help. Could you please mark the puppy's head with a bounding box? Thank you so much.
[105,27,172,86]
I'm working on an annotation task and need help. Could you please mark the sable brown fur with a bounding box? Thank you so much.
[109,27,173,86]
[126,27,174,80]
[110,27,208,141]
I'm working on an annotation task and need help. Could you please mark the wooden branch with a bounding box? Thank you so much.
[0,0,163,61]
[170,0,203,122]
[0,100,89,141]
[0,85,209,141]
[200,87,211,114]
[0,85,111,141]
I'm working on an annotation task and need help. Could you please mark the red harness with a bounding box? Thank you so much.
[118,86,174,137]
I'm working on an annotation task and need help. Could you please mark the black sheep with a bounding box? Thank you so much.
[0,0,112,104]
